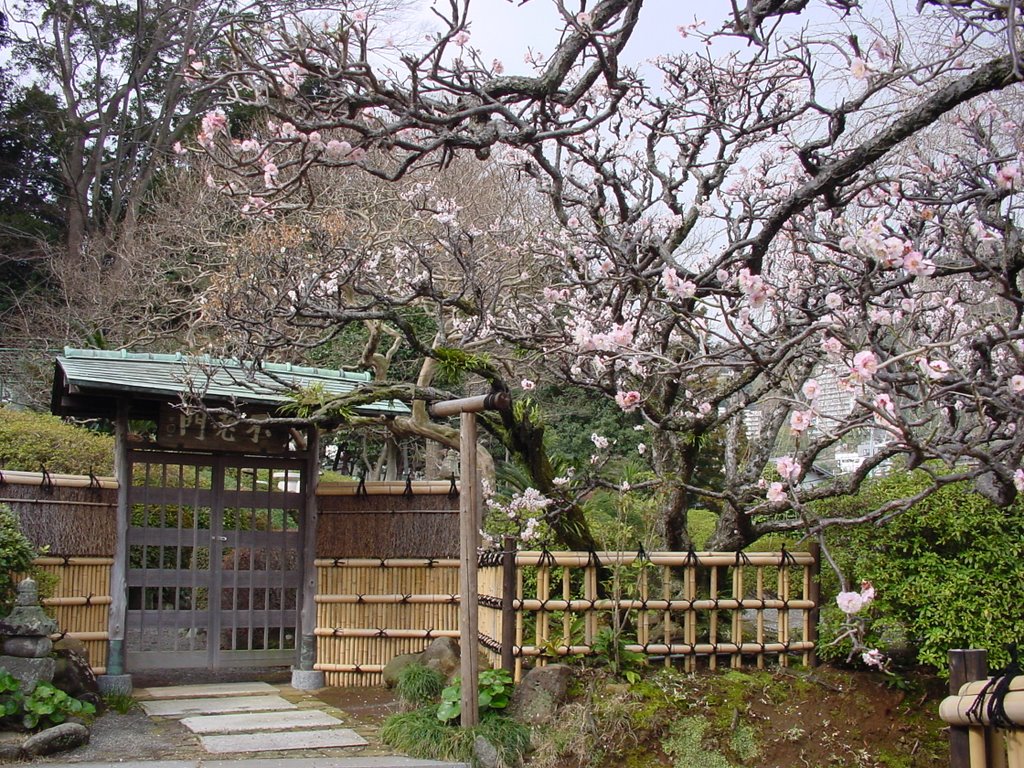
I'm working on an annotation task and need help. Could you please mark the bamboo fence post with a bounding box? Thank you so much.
[663,564,674,670]
[756,565,766,670]
[562,566,572,654]
[949,649,988,768]
[731,564,744,669]
[709,566,719,671]
[778,563,790,668]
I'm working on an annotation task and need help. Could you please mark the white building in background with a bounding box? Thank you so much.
[741,367,892,476]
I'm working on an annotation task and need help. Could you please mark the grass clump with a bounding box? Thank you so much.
[102,692,137,714]
[380,706,529,767]
[395,663,445,709]
[663,717,732,768]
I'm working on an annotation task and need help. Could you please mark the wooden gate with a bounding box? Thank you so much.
[124,451,304,670]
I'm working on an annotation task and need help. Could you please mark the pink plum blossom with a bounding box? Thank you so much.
[850,56,869,80]
[836,591,865,614]
[662,268,697,299]
[453,31,470,46]
[862,649,886,669]
[766,481,786,503]
[1012,375,1024,393]
[790,410,813,434]
[996,163,1020,190]
[1014,468,1024,492]
[352,9,367,21]
[775,456,800,480]
[874,393,897,423]
[521,379,536,391]
[851,350,879,381]
[802,379,821,400]
[822,336,843,356]
[591,433,609,449]
[201,109,228,136]
[903,251,936,276]
[824,292,843,310]
[860,580,876,604]
[917,357,950,380]
[615,390,642,412]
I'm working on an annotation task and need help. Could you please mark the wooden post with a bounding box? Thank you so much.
[949,649,988,768]
[105,400,130,680]
[501,535,517,675]
[430,390,510,728]
[293,426,324,688]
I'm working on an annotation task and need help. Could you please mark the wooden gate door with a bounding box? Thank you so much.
[125,451,304,671]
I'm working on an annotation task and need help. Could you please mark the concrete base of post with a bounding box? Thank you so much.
[290,668,325,690]
[97,674,133,696]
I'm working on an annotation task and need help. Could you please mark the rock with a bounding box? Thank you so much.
[3,636,53,658]
[509,664,574,725]
[420,637,461,680]
[21,722,90,757]
[0,656,57,692]
[382,653,421,688]
[53,646,100,702]
[472,735,501,768]
[53,635,89,658]
[0,741,22,762]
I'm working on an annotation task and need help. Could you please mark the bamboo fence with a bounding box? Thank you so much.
[31,556,112,673]
[941,676,1024,767]
[313,557,461,686]
[479,548,819,680]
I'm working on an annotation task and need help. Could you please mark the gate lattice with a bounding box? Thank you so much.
[125,451,304,670]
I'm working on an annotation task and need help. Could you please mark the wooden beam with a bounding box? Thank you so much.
[429,391,511,418]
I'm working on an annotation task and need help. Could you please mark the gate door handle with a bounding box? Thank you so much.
[212,536,228,541]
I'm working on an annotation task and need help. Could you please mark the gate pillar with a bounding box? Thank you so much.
[292,426,325,690]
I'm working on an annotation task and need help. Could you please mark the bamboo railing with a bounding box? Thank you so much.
[479,547,819,680]
[942,650,1024,768]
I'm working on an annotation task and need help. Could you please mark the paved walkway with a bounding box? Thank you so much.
[40,681,467,768]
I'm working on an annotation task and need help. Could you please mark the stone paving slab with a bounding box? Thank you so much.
[181,709,344,734]
[35,759,467,768]
[198,728,369,754]
[141,694,297,717]
[135,682,279,700]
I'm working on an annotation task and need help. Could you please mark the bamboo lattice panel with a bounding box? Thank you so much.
[479,549,817,678]
[34,556,113,673]
[314,558,460,686]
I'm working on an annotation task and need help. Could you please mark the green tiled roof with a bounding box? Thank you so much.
[54,348,408,415]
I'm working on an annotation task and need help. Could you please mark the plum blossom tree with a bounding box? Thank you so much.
[195,0,1024,550]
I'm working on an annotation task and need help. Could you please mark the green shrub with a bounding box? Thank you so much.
[437,668,513,723]
[0,407,114,475]
[0,504,39,613]
[0,670,97,730]
[815,469,1024,674]
[396,663,445,709]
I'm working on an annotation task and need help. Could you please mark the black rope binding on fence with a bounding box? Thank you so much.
[735,550,753,567]
[88,469,102,490]
[636,543,650,563]
[537,547,557,568]
[0,469,6,486]
[403,474,414,497]
[684,548,700,567]
[966,645,1023,728]
[447,473,459,498]
[40,466,54,493]
[586,549,603,569]
[779,544,798,566]
[356,470,368,497]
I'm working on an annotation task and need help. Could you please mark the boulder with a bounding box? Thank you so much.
[53,645,101,707]
[382,653,421,688]
[472,735,500,768]
[419,637,461,680]
[509,664,574,725]
[20,722,90,757]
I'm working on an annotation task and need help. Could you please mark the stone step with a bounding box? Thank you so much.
[199,729,368,754]
[181,709,344,734]
[141,694,296,718]
[135,682,279,701]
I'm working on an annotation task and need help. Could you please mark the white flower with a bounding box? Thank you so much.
[521,379,536,391]
[836,591,865,614]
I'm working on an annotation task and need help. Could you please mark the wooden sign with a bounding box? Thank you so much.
[157,404,292,453]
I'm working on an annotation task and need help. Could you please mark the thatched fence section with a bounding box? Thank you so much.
[2,470,117,672]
